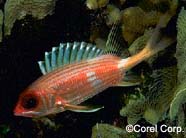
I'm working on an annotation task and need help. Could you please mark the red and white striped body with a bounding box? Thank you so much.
[14,55,127,117]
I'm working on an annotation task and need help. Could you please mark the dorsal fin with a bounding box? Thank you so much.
[103,24,126,56]
[38,42,103,75]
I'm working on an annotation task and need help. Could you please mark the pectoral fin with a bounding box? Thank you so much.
[64,104,104,113]
[117,81,141,87]
[117,71,142,87]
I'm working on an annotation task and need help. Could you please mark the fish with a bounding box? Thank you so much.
[14,16,175,118]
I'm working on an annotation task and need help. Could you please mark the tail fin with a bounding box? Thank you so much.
[122,14,176,71]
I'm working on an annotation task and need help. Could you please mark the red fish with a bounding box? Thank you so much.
[14,21,174,117]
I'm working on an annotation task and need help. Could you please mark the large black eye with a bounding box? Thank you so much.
[22,95,38,109]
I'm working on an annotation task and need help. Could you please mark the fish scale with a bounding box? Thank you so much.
[70,69,123,105]
[33,55,123,106]
[34,55,120,90]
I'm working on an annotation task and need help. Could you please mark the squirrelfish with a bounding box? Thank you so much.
[14,21,174,117]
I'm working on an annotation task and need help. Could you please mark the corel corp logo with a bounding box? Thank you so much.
[126,124,184,134]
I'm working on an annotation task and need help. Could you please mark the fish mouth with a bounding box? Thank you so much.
[14,110,42,117]
[14,106,42,117]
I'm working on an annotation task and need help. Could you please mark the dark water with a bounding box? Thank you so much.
[0,0,126,138]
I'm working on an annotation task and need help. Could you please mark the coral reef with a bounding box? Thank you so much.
[170,7,186,123]
[120,66,177,125]
[91,123,138,138]
[4,0,57,36]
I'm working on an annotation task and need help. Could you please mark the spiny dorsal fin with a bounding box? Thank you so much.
[38,42,103,75]
[103,24,126,56]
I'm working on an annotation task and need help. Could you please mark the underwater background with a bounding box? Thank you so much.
[0,0,185,138]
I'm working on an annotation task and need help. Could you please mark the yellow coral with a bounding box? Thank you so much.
[105,4,121,25]
[86,0,109,10]
[143,108,160,125]
[120,0,177,44]
[121,7,162,43]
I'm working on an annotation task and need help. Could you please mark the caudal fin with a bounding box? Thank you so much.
[145,14,176,56]
[122,14,176,71]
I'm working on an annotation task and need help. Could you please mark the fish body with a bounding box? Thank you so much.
[14,55,127,117]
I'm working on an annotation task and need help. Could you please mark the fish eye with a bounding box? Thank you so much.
[21,95,38,109]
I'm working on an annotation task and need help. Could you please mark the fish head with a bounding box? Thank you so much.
[14,88,47,118]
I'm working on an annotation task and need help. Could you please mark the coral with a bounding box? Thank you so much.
[119,0,178,44]
[175,7,186,83]
[121,6,171,44]
[4,0,57,36]
[170,7,186,120]
[91,123,138,138]
[170,81,186,120]
[120,66,177,125]
[144,66,177,124]
[120,94,146,125]
[169,8,186,124]
[139,0,178,14]
[87,0,178,45]
[105,4,121,25]
[86,0,109,10]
